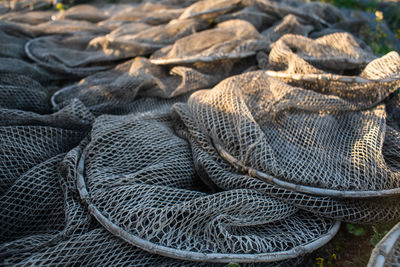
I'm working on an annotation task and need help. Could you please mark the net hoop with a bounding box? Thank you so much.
[77,148,340,263]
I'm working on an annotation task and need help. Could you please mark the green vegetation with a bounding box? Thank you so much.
[346,223,366,237]
[313,222,396,266]
[370,225,389,246]
[321,0,378,12]
[319,0,377,11]
[361,9,395,55]
[317,0,400,55]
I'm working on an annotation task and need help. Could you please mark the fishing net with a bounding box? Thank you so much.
[77,112,339,263]
[260,14,313,46]
[55,4,110,23]
[0,27,30,59]
[105,2,184,25]
[361,51,400,80]
[2,0,400,265]
[28,19,109,35]
[88,18,209,61]
[242,0,332,28]
[0,74,50,113]
[368,222,400,267]
[215,6,276,31]
[180,69,400,195]
[1,137,304,267]
[0,0,52,14]
[266,32,376,73]
[0,21,35,59]
[24,18,208,75]
[0,10,55,25]
[172,103,400,224]
[0,58,60,83]
[50,57,252,115]
[0,117,87,194]
[178,0,241,20]
[150,19,268,64]
[25,34,118,76]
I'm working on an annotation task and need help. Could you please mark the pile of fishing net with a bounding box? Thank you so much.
[1,0,400,265]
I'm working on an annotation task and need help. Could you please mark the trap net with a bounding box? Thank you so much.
[1,0,400,265]
[181,70,400,197]
[77,113,339,262]
[368,222,400,267]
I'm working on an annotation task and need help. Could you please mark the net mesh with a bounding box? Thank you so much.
[0,10,55,25]
[50,57,249,115]
[215,6,277,31]
[0,58,59,83]
[1,0,400,265]
[25,34,117,76]
[51,58,217,111]
[172,103,400,223]
[0,0,52,14]
[267,32,376,73]
[150,19,268,64]
[0,74,50,113]
[78,113,338,262]
[182,70,400,194]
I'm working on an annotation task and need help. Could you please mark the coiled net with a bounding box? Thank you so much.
[1,0,400,265]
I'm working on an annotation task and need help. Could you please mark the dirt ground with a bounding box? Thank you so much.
[303,221,398,267]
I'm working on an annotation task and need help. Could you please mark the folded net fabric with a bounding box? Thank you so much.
[77,113,339,263]
[150,19,268,64]
[181,69,400,194]
[0,74,50,113]
[172,102,400,224]
[50,57,249,115]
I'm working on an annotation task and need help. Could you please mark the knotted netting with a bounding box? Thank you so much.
[25,34,118,76]
[180,68,400,194]
[0,74,50,113]
[0,0,52,14]
[55,4,110,23]
[50,55,258,115]
[76,112,339,263]
[1,0,400,265]
[171,102,400,224]
[258,31,375,74]
[150,19,268,64]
